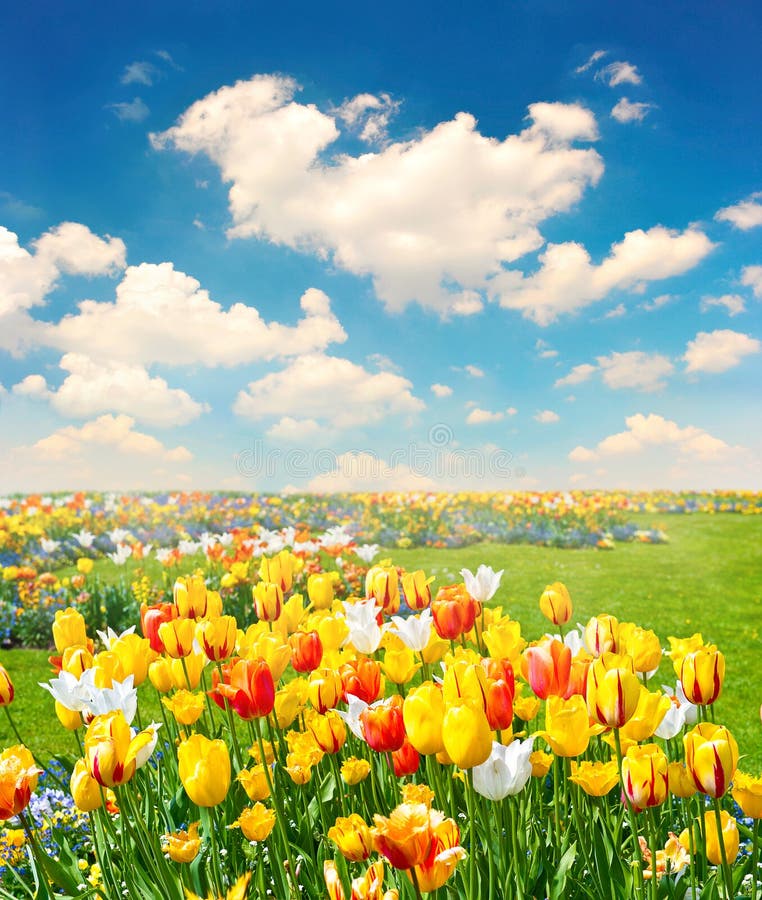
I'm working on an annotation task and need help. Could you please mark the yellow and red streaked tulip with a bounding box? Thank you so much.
[366,563,401,615]
[341,657,383,704]
[0,746,40,820]
[441,701,492,769]
[668,762,697,799]
[442,659,486,708]
[351,861,396,900]
[162,822,201,863]
[259,550,297,593]
[162,690,206,726]
[431,584,478,641]
[140,602,177,653]
[185,875,251,900]
[212,657,275,720]
[178,734,231,807]
[403,682,445,756]
[525,639,572,700]
[569,760,619,797]
[308,710,347,754]
[237,765,271,802]
[680,649,725,706]
[732,772,762,818]
[362,696,406,753]
[391,739,420,777]
[539,694,591,757]
[307,573,334,610]
[401,570,434,611]
[233,803,277,842]
[52,607,88,653]
[372,803,435,870]
[84,711,157,788]
[0,665,14,706]
[199,614,238,661]
[539,582,572,626]
[253,581,283,622]
[703,809,740,865]
[328,813,374,862]
[110,633,156,686]
[407,815,465,894]
[158,618,196,659]
[173,575,212,619]
[289,630,323,672]
[621,743,669,811]
[584,614,619,657]
[309,666,344,713]
[324,860,346,900]
[684,722,738,798]
[586,653,641,729]
[62,646,93,678]
[70,758,103,812]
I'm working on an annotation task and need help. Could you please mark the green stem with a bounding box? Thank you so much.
[613,728,645,899]
[712,798,735,900]
[751,818,759,900]
[3,705,25,745]
[647,808,659,900]
[409,866,425,900]
[464,769,478,900]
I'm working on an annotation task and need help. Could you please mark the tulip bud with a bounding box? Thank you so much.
[0,665,14,706]
[178,734,231,807]
[53,608,88,652]
[253,581,283,622]
[308,667,344,713]
[703,809,739,865]
[539,694,590,758]
[159,618,196,658]
[584,614,619,657]
[684,722,738,798]
[403,682,445,756]
[307,573,334,610]
[70,758,103,812]
[442,702,492,769]
[680,649,725,706]
[259,551,296,593]
[401,571,433,611]
[586,653,641,729]
[621,743,668,811]
[539,582,572,626]
[289,631,323,673]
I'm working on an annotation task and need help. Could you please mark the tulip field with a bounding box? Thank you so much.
[0,492,761,899]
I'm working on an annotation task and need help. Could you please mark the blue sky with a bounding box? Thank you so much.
[1,0,761,492]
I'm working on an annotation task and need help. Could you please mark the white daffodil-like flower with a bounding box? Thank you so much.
[472,738,535,801]
[96,625,137,650]
[355,544,380,564]
[40,538,61,554]
[654,683,698,739]
[390,609,432,652]
[343,598,388,654]
[73,528,96,549]
[460,564,503,604]
[107,543,132,565]
[336,694,369,741]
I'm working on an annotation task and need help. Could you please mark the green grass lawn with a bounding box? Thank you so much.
[2,512,761,768]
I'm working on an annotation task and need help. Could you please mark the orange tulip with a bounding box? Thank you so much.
[361,696,406,753]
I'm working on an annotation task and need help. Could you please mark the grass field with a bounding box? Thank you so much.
[2,512,761,768]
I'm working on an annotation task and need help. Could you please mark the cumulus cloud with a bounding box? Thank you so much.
[700,294,746,317]
[492,225,714,325]
[597,61,642,87]
[611,98,654,123]
[15,354,208,426]
[121,61,157,86]
[683,329,761,373]
[569,413,745,464]
[715,193,762,230]
[554,363,597,388]
[152,74,604,318]
[41,264,347,366]
[107,98,150,122]
[603,302,626,318]
[641,293,673,312]
[464,365,485,378]
[741,265,762,298]
[598,351,674,392]
[534,410,559,423]
[466,408,504,425]
[265,417,325,442]
[335,93,400,144]
[431,383,453,397]
[233,353,424,430]
[306,451,436,492]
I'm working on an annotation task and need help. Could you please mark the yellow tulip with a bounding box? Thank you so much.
[668,762,697,799]
[539,694,590,757]
[328,813,374,861]
[244,631,291,681]
[0,665,13,706]
[317,614,350,652]
[308,667,343,714]
[341,757,371,785]
[61,646,93,678]
[308,573,334,610]
[403,682,445,756]
[233,804,277,843]
[148,657,173,693]
[162,690,206,726]
[307,710,347,754]
[171,650,207,690]
[530,750,553,778]
[383,647,421,685]
[539,582,572,626]
[162,822,201,863]
[76,557,94,575]
[441,702,492,769]
[173,574,210,619]
[703,810,739,865]
[110,633,156,685]
[273,680,307,729]
[70,758,103,812]
[84,711,156,788]
[178,734,231,807]
[482,618,526,667]
[618,623,662,673]
[237,766,270,802]
[253,581,283,622]
[569,760,619,796]
[259,551,297,593]
[619,688,672,742]
[55,701,82,731]
[732,772,762,819]
[198,615,238,661]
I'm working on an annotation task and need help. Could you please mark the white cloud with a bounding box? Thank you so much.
[152,74,603,318]
[464,365,484,378]
[492,225,714,325]
[700,294,746,317]
[597,351,674,392]
[306,451,436,492]
[641,293,672,312]
[597,61,642,87]
[233,353,424,430]
[683,329,761,373]
[266,417,325,442]
[335,93,400,144]
[576,50,607,74]
[611,98,654,123]
[466,408,503,425]
[505,406,517,416]
[535,339,558,358]
[715,193,762,230]
[18,354,208,426]
[741,265,762,298]
[23,414,191,463]
[569,413,745,464]
[603,302,627,318]
[41,265,346,366]
[107,98,150,122]
[431,383,453,397]
[121,61,157,86]
[534,409,559,423]
[554,363,597,387]
[366,353,402,373]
